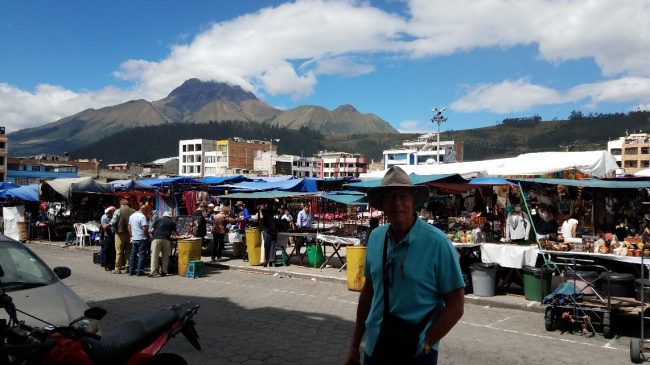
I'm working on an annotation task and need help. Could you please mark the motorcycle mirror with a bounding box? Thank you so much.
[53,267,71,280]
[84,307,107,321]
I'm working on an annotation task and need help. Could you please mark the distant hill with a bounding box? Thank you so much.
[69,111,650,165]
[69,121,326,165]
[8,78,396,156]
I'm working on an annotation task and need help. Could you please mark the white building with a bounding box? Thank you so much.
[178,139,216,177]
[317,151,368,178]
[383,133,463,170]
[291,156,320,178]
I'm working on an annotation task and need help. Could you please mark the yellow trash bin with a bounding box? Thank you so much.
[245,228,262,266]
[346,246,367,291]
[177,238,202,277]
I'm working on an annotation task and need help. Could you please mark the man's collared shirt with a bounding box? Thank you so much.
[128,212,148,241]
[363,217,465,357]
[296,210,312,229]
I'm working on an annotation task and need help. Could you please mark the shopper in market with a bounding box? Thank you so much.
[128,204,151,276]
[211,205,239,263]
[100,206,116,272]
[192,201,209,248]
[149,211,178,277]
[345,166,465,365]
[257,201,277,266]
[111,198,135,274]
[504,205,530,243]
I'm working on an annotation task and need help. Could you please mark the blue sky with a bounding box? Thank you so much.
[1,0,649,134]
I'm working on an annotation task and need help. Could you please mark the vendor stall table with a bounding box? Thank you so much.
[539,250,646,266]
[481,243,539,269]
[277,232,316,264]
[316,234,360,269]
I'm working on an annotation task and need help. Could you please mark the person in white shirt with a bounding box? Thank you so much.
[505,205,530,242]
[560,213,580,243]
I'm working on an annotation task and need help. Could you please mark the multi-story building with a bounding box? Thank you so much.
[7,156,78,185]
[177,137,276,177]
[608,133,650,173]
[383,133,463,170]
[0,127,7,181]
[291,156,320,178]
[178,139,216,177]
[317,152,368,178]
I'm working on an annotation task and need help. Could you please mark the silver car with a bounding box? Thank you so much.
[0,235,93,329]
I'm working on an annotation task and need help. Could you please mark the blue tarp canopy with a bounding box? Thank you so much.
[201,175,252,185]
[0,182,19,190]
[0,184,39,202]
[469,177,515,186]
[109,179,154,190]
[347,174,467,190]
[136,176,203,187]
[221,191,314,200]
[321,191,367,206]
[514,178,650,189]
[231,178,318,192]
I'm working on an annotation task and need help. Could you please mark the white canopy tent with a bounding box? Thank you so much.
[361,150,618,180]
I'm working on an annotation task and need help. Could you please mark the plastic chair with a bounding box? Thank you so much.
[186,260,204,279]
[74,223,91,247]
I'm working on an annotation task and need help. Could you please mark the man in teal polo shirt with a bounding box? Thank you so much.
[346,166,465,365]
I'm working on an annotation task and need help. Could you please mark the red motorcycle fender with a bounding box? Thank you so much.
[126,330,170,365]
[41,333,94,365]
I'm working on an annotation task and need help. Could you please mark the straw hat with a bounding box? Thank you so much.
[366,166,429,210]
[104,206,116,214]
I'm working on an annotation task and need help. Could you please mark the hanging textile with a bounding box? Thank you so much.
[184,191,197,215]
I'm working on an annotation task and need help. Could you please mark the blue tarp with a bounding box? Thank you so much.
[321,191,367,206]
[221,191,314,200]
[469,177,514,186]
[232,178,318,192]
[347,174,466,190]
[109,179,154,190]
[0,182,19,190]
[136,176,203,187]
[201,175,252,185]
[0,184,39,202]
[515,178,650,189]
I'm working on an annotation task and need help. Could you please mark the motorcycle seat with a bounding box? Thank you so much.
[84,308,181,365]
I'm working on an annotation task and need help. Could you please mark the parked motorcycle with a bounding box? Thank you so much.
[1,275,201,365]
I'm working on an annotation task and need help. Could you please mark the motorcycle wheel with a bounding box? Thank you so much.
[149,353,188,365]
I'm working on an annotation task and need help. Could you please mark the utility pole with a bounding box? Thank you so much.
[431,107,447,163]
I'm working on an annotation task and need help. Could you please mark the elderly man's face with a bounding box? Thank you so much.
[380,187,414,223]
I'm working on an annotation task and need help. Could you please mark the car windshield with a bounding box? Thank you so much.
[0,240,57,291]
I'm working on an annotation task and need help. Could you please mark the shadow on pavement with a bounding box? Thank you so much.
[90,292,354,365]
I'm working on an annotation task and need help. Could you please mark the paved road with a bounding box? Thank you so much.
[31,244,634,364]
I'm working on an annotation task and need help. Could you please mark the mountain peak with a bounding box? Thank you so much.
[334,104,358,113]
[168,78,258,105]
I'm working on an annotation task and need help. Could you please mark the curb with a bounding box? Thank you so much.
[205,261,347,285]
[464,294,546,313]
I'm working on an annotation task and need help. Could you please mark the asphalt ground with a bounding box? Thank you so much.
[26,243,640,364]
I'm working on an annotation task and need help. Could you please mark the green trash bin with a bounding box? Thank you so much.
[306,244,325,268]
[523,265,553,302]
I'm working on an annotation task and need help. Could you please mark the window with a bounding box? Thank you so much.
[625,147,638,155]
[182,155,187,163]
[182,166,186,174]
[183,145,187,152]
[624,160,638,168]
[642,147,649,154]
[197,155,201,163]
[188,145,195,152]
[0,142,5,149]
[196,144,201,151]
[643,161,650,168]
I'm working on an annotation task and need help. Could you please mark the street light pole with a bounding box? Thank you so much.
[431,107,447,163]
[269,138,280,176]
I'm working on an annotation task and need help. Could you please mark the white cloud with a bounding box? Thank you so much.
[452,77,650,114]
[0,83,138,133]
[451,79,563,113]
[3,0,650,131]
[396,119,435,133]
